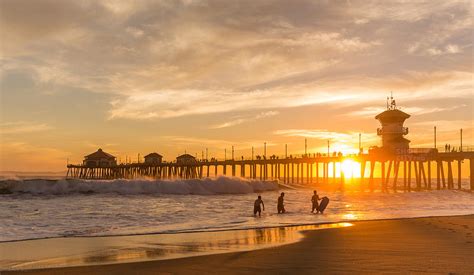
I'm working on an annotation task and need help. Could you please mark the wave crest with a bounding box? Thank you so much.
[0,176,279,195]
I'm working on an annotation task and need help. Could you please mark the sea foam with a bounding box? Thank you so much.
[0,176,279,195]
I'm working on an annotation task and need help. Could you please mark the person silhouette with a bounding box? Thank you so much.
[311,190,321,213]
[277,192,286,214]
[253,195,265,217]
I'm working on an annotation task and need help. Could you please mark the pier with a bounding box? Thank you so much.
[66,97,474,191]
[66,151,474,191]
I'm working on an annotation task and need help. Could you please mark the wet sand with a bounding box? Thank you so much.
[5,215,474,274]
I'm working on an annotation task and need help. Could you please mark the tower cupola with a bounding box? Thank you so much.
[375,94,410,153]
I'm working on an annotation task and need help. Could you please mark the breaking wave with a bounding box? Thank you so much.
[0,176,279,195]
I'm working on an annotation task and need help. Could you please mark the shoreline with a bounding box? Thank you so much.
[2,214,473,274]
[1,212,473,244]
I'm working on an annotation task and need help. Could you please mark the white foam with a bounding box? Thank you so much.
[0,176,279,195]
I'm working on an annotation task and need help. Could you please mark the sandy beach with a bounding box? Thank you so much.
[5,215,473,274]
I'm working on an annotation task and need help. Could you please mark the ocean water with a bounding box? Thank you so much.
[1,176,473,242]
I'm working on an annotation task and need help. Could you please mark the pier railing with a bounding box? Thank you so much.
[66,151,474,192]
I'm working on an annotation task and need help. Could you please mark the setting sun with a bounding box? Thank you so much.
[340,159,361,178]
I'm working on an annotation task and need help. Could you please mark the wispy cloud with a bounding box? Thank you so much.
[160,135,276,151]
[210,111,279,129]
[107,89,361,120]
[0,141,70,171]
[0,0,473,170]
[350,104,467,118]
[0,121,52,134]
[274,129,378,142]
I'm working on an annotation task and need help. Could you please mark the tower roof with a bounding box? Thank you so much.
[375,109,410,121]
[145,152,163,158]
[85,148,116,159]
[177,154,196,159]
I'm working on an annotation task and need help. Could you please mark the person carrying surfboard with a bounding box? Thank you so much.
[254,195,265,217]
[311,190,321,213]
[277,192,286,214]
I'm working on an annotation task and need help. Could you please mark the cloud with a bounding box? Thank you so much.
[210,111,279,129]
[159,135,275,151]
[0,121,52,134]
[274,129,378,142]
[351,104,467,118]
[0,141,70,172]
[0,0,472,167]
[107,89,362,119]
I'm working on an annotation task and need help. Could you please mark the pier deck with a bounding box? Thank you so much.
[67,152,474,191]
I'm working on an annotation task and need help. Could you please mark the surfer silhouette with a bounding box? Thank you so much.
[277,192,286,214]
[254,195,265,217]
[311,190,321,213]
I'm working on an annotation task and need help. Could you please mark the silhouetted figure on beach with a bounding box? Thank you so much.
[254,195,265,217]
[277,192,286,214]
[311,190,321,213]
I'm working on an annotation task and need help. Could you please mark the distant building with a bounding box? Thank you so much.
[176,153,197,164]
[144,152,163,164]
[375,95,410,153]
[83,148,117,167]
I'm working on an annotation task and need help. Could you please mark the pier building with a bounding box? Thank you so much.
[144,153,163,164]
[83,148,117,167]
[176,154,197,164]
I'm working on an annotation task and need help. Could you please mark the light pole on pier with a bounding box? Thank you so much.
[305,138,307,156]
[359,133,361,153]
[460,128,463,152]
[252,146,254,160]
[285,144,288,159]
[264,142,267,159]
[232,146,234,160]
[434,126,437,149]
[327,140,330,156]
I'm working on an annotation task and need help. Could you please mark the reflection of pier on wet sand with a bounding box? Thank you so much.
[0,223,352,271]
[67,151,474,191]
[3,216,473,274]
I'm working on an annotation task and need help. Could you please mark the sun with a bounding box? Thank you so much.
[340,159,361,178]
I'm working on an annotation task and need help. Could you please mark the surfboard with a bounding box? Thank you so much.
[318,197,329,213]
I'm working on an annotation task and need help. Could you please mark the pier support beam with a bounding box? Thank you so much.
[369,161,375,191]
[360,161,366,191]
[447,161,453,189]
[427,161,431,189]
[407,161,411,192]
[381,161,385,191]
[470,158,474,191]
[457,160,461,190]
[393,161,400,191]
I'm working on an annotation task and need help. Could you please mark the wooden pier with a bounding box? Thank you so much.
[67,151,474,191]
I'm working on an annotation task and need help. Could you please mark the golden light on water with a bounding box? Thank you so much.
[342,214,358,220]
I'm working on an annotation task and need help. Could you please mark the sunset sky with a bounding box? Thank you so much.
[0,0,472,172]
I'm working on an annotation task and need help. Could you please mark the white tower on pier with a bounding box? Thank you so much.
[375,94,410,153]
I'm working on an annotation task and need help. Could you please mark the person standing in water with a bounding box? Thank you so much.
[254,195,265,217]
[311,190,321,213]
[277,192,286,214]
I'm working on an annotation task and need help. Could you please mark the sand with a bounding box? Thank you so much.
[5,215,474,274]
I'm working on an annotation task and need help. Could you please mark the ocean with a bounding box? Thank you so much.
[1,176,473,243]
